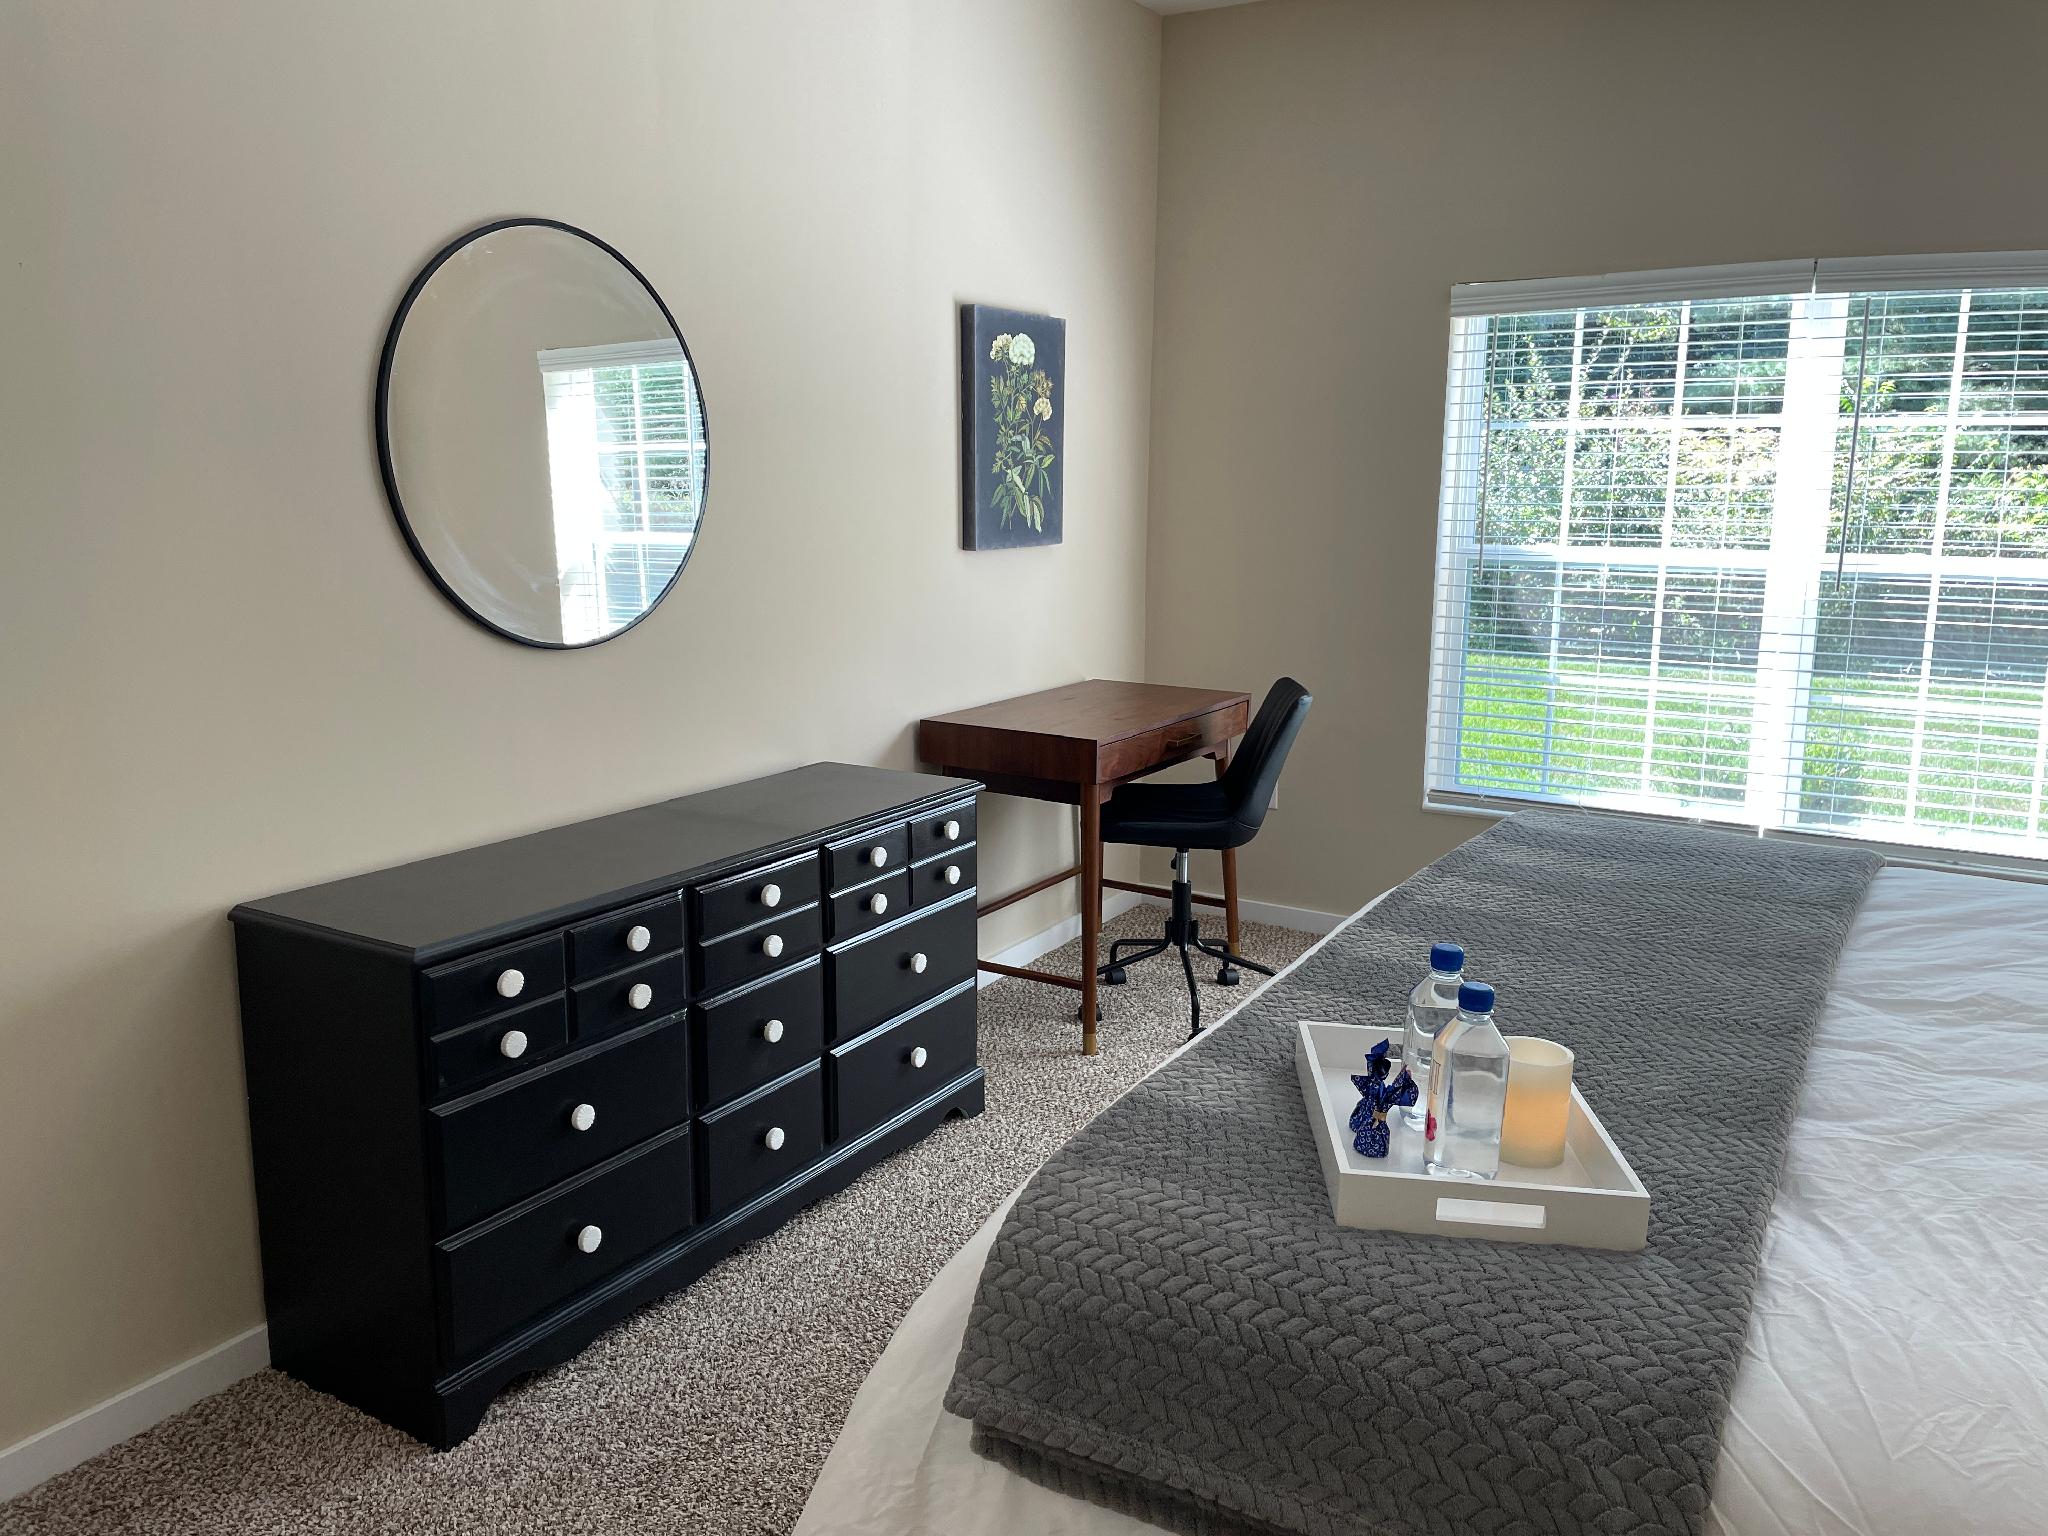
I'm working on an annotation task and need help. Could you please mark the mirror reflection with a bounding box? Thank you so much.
[380,221,707,646]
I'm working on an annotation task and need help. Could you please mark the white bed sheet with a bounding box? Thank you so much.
[795,869,2048,1536]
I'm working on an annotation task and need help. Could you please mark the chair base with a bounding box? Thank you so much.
[1097,851,1272,1037]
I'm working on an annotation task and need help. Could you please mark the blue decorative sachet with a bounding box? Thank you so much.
[1348,1038,1418,1159]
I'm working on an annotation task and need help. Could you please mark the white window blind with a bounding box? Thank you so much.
[1427,255,2048,865]
[539,339,704,645]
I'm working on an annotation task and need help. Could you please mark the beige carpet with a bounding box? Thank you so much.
[1,909,1318,1536]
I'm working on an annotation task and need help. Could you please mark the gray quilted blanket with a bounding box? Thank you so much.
[945,811,1882,1536]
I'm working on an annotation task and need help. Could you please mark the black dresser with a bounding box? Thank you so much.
[230,762,983,1448]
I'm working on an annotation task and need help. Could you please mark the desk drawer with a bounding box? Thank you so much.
[909,798,976,862]
[568,894,685,982]
[910,845,975,908]
[831,981,977,1143]
[437,1125,693,1364]
[427,995,569,1100]
[695,957,825,1110]
[827,892,976,1042]
[829,870,910,942]
[431,1019,687,1234]
[421,933,566,1037]
[572,951,689,1040]
[696,904,823,999]
[697,1063,824,1219]
[1100,710,1239,783]
[824,824,909,893]
[695,852,821,945]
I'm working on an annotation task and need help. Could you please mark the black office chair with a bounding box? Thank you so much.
[1097,677,1312,1037]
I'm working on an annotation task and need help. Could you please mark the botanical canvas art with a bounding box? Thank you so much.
[961,303,1065,548]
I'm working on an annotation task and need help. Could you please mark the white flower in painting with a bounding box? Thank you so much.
[990,334,1011,361]
[1008,332,1036,368]
[1033,396,1052,420]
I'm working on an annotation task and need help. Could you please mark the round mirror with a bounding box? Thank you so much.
[377,219,708,647]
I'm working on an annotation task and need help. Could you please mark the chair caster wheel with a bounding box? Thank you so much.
[1103,965,1128,986]
[1216,966,1241,986]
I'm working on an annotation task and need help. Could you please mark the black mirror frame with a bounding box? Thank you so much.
[374,217,710,650]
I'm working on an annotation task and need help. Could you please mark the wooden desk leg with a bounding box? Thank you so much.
[1080,786,1104,1055]
[1214,750,1242,955]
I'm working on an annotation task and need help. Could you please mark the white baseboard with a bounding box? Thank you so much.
[977,891,1144,986]
[0,1324,269,1502]
[1225,895,1347,935]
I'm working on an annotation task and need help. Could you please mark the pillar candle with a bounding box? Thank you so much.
[1501,1036,1574,1169]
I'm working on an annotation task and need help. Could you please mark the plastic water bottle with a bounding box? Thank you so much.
[1400,942,1463,1129]
[1426,981,1509,1181]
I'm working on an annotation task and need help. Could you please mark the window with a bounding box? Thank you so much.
[539,339,705,644]
[1427,254,2048,864]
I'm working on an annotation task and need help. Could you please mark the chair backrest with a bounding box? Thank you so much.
[1222,677,1312,838]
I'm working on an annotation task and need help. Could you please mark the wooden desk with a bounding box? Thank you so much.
[919,680,1252,1054]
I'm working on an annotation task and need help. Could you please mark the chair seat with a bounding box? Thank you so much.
[1099,780,1250,851]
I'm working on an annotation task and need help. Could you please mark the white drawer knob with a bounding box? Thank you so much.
[575,1224,603,1254]
[498,1029,529,1060]
[628,982,653,1011]
[761,882,782,909]
[762,933,784,959]
[943,864,962,886]
[869,845,889,868]
[626,924,651,953]
[910,951,928,975]
[496,968,525,999]
[943,819,961,841]
[569,1102,597,1132]
[867,892,889,915]
[763,1125,786,1152]
[762,1018,785,1044]
[910,1045,929,1069]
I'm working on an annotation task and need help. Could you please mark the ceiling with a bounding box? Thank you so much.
[1134,0,1263,14]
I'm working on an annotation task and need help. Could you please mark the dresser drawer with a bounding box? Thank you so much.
[426,995,569,1100]
[421,932,566,1036]
[824,823,910,893]
[828,870,910,942]
[695,903,823,999]
[830,980,977,1144]
[695,957,825,1110]
[437,1124,693,1364]
[568,893,685,981]
[698,1062,825,1219]
[910,844,976,908]
[695,852,821,944]
[909,798,977,862]
[826,892,977,1042]
[572,951,689,1040]
[431,1018,688,1234]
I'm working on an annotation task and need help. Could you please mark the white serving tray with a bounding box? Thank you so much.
[1295,1020,1650,1251]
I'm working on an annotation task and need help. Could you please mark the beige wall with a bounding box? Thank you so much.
[0,0,1160,1448]
[1148,0,2048,917]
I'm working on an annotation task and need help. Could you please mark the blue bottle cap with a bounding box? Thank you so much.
[1457,981,1495,1014]
[1430,941,1464,973]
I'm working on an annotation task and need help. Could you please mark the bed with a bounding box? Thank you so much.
[795,861,2048,1536]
